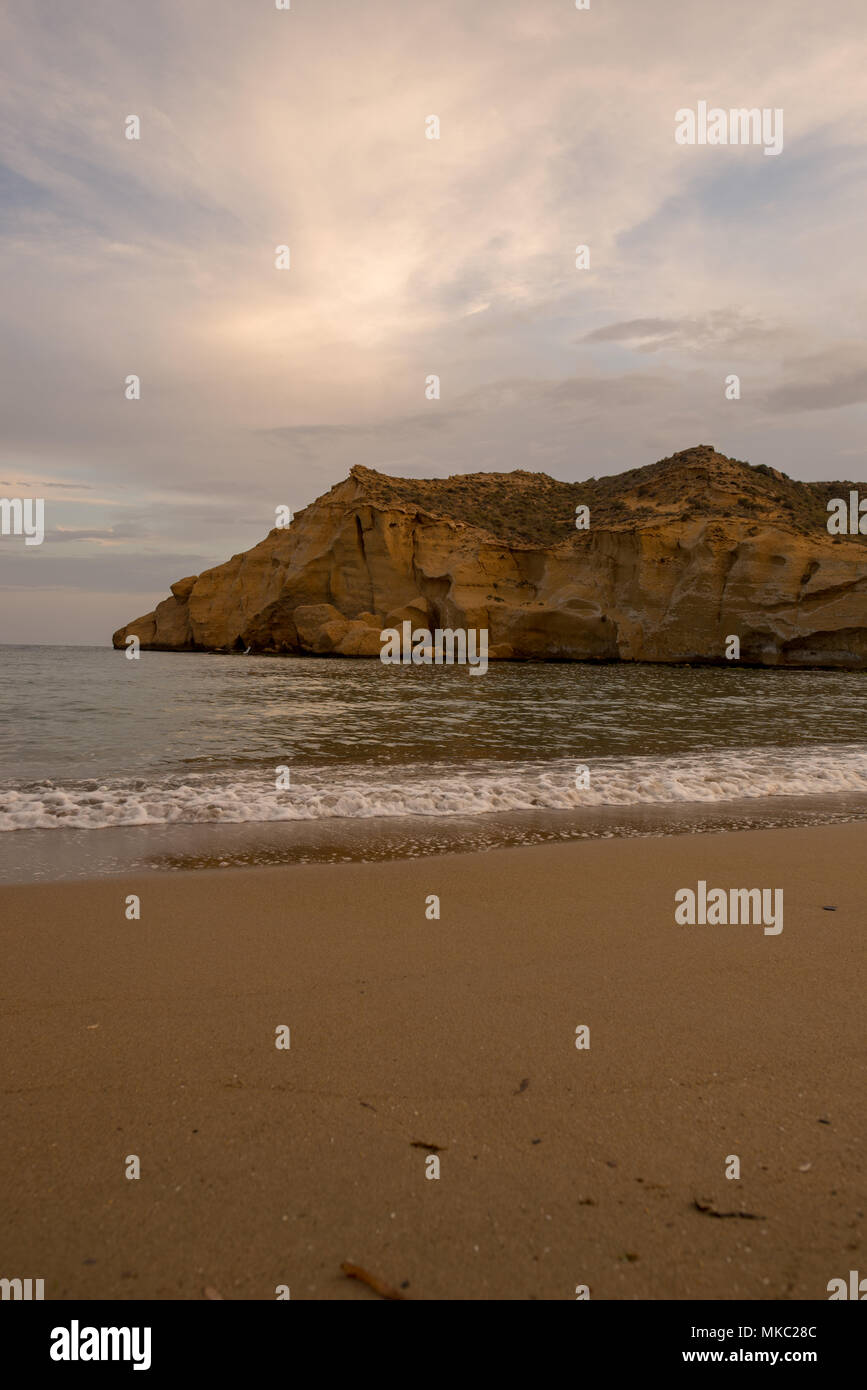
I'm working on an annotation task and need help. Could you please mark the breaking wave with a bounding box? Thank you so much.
[3,744,867,831]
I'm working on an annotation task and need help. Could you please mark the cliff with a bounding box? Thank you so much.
[112,445,867,667]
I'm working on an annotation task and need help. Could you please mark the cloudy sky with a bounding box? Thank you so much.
[1,0,866,643]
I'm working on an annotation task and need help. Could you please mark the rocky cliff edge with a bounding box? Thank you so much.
[112,445,867,667]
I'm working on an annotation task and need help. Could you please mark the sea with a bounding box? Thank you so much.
[2,644,867,883]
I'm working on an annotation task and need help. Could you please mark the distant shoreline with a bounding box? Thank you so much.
[112,647,867,671]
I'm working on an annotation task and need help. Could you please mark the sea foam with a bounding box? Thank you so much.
[2,745,867,831]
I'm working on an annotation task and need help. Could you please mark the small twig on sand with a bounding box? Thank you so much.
[340,1262,406,1300]
[693,1198,765,1220]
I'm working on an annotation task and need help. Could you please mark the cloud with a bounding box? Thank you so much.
[580,310,787,357]
[49,524,144,543]
[0,551,210,592]
[762,348,867,413]
[1,0,867,639]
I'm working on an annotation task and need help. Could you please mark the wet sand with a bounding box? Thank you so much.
[0,822,863,1300]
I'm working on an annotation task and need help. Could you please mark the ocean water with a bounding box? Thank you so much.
[2,645,867,882]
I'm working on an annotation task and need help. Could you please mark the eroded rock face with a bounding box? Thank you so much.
[112,446,867,667]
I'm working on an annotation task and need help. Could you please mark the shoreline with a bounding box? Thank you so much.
[3,789,867,885]
[1,820,864,1300]
[110,646,867,673]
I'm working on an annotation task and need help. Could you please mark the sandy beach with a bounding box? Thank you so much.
[1,821,863,1301]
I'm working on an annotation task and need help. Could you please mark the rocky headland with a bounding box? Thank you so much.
[112,446,867,667]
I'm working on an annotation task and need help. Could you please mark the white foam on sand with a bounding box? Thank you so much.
[3,744,867,831]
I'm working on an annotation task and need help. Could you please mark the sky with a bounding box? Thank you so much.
[1,0,866,644]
